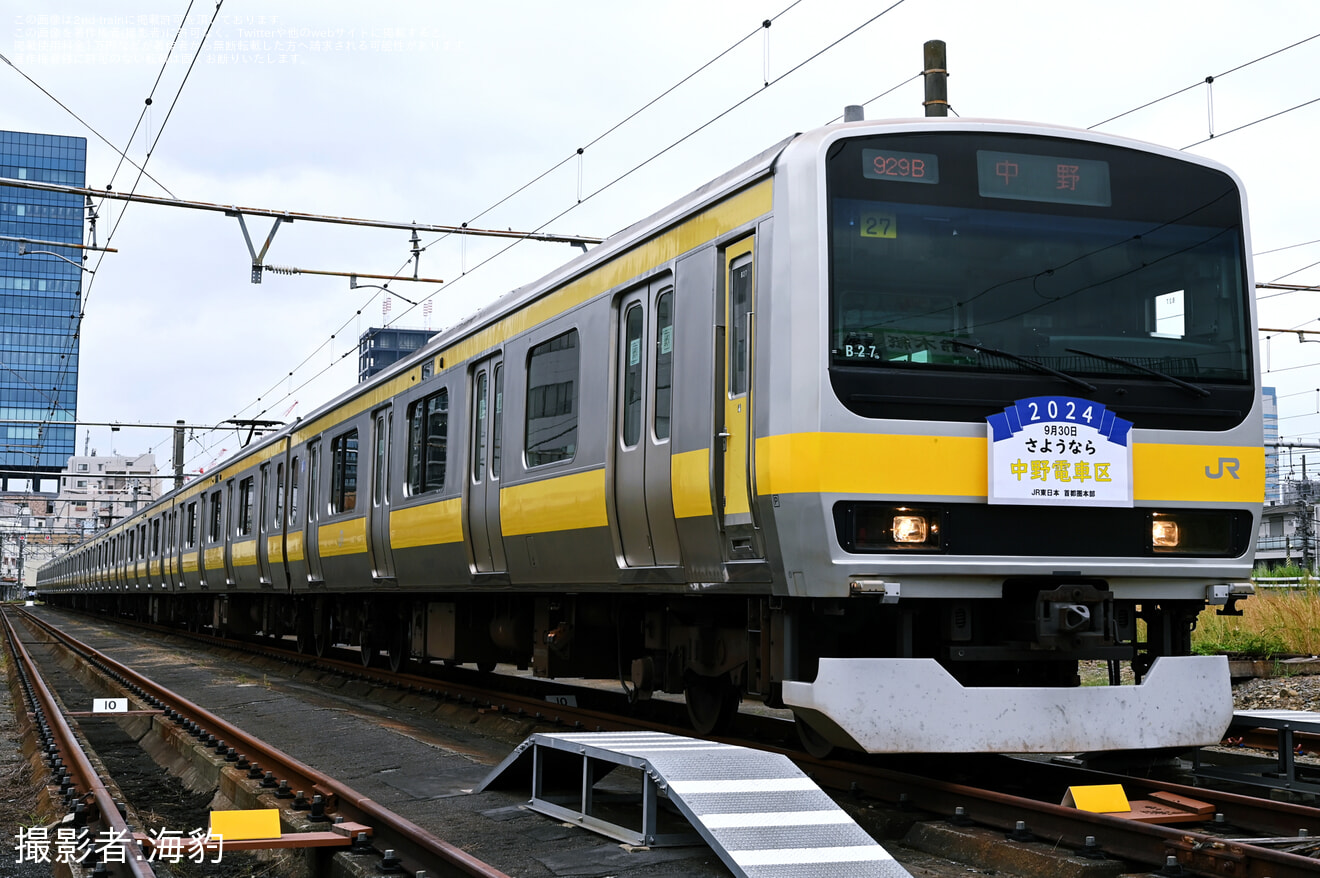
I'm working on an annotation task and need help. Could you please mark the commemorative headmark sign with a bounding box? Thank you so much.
[987,396,1133,507]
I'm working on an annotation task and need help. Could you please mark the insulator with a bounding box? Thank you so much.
[264,265,301,276]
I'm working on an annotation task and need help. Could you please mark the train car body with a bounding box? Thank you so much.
[39,117,1264,754]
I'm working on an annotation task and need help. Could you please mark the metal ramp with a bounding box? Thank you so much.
[1194,708,1320,794]
[479,731,911,878]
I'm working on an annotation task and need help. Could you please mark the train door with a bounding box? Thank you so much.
[257,463,272,586]
[200,490,219,587]
[271,456,290,588]
[305,441,325,583]
[188,501,203,589]
[613,284,681,566]
[368,405,396,580]
[223,480,237,585]
[716,237,763,559]
[466,356,507,573]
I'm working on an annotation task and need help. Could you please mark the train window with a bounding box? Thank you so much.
[151,518,160,554]
[491,365,503,480]
[186,502,197,548]
[729,257,751,396]
[654,290,674,441]
[373,411,390,506]
[623,304,643,448]
[406,389,448,495]
[128,530,136,561]
[309,445,320,522]
[275,463,285,527]
[472,370,488,482]
[290,456,300,524]
[209,492,223,543]
[238,477,255,536]
[259,467,269,533]
[525,329,579,466]
[330,430,359,514]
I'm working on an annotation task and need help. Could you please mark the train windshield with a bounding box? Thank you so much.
[826,132,1252,426]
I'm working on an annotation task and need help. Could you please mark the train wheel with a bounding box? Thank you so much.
[312,597,333,658]
[358,629,377,668]
[476,660,497,673]
[295,608,313,654]
[794,713,835,759]
[685,673,740,736]
[386,625,409,673]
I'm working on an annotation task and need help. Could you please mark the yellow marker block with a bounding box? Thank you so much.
[1061,784,1130,814]
[209,809,281,841]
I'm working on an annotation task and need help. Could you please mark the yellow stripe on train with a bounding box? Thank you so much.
[756,433,1264,504]
[391,498,463,547]
[501,469,608,536]
[318,518,368,557]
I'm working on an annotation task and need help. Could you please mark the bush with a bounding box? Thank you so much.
[1191,626,1290,657]
[1193,584,1320,656]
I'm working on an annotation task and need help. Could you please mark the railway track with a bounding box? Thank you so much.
[10,604,1320,878]
[2,605,513,878]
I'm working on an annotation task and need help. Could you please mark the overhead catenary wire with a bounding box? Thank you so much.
[183,0,818,471]
[0,53,175,198]
[1183,95,1320,149]
[99,0,198,195]
[35,0,228,476]
[184,0,915,474]
[455,0,808,235]
[1088,31,1320,130]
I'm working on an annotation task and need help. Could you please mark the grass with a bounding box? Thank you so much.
[1193,574,1320,657]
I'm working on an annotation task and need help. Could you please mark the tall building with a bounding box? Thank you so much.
[1262,386,1279,504]
[358,326,437,381]
[0,130,86,491]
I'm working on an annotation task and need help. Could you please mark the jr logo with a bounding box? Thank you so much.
[1205,458,1240,479]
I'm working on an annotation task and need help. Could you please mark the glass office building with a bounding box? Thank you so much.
[0,130,86,488]
[359,327,438,382]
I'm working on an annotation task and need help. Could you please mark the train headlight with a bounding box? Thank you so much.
[1149,510,1234,555]
[1151,518,1180,548]
[893,514,929,543]
[839,504,943,551]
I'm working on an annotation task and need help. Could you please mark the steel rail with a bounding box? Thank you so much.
[0,609,157,877]
[32,607,1320,876]
[807,756,1320,878]
[228,629,1320,876]
[996,754,1320,837]
[16,609,512,878]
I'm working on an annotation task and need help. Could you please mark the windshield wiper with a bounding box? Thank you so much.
[947,339,1097,393]
[1065,347,1210,398]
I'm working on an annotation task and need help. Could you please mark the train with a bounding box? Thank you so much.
[37,115,1264,754]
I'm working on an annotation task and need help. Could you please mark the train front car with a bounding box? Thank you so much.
[765,120,1262,754]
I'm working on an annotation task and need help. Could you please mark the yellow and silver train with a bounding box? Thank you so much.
[39,117,1264,753]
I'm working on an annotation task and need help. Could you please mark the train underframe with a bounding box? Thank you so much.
[49,577,1210,751]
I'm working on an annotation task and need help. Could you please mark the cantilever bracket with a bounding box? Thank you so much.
[228,210,291,284]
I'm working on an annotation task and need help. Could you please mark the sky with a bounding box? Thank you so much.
[4,0,1320,479]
